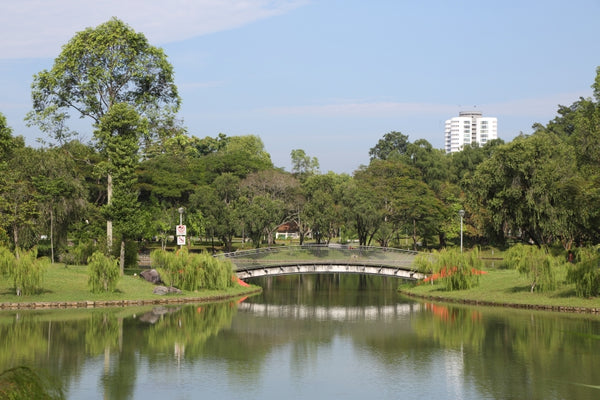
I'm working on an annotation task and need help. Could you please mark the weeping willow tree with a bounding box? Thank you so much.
[87,251,120,293]
[566,246,600,298]
[150,248,235,291]
[0,247,47,296]
[503,244,562,293]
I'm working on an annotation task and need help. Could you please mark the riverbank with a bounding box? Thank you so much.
[400,268,600,314]
[0,262,261,310]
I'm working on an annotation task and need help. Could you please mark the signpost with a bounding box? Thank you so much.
[177,207,185,248]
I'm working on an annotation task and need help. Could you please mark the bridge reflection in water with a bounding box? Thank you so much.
[238,302,423,321]
[216,244,426,281]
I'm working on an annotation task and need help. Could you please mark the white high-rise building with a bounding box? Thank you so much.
[445,111,497,153]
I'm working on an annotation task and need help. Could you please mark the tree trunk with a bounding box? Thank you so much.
[50,209,54,263]
[412,219,418,251]
[119,240,125,276]
[107,173,113,253]
[13,224,19,259]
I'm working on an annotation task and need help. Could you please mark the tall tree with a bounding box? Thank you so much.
[368,131,409,161]
[468,132,579,248]
[290,149,320,179]
[97,103,145,272]
[239,169,299,246]
[27,18,180,252]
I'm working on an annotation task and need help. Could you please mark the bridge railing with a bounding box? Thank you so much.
[216,244,418,271]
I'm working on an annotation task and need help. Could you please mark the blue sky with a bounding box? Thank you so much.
[1,0,599,173]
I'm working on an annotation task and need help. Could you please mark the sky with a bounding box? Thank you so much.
[1,0,599,174]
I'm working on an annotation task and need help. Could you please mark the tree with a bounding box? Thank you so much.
[191,173,241,252]
[88,251,120,293]
[290,149,320,179]
[0,247,47,296]
[239,169,299,246]
[354,159,443,249]
[300,172,349,244]
[97,103,145,272]
[32,147,87,263]
[368,131,409,161]
[468,132,579,248]
[341,178,382,246]
[0,146,41,253]
[0,113,18,160]
[28,18,180,252]
[202,134,273,180]
[503,244,560,293]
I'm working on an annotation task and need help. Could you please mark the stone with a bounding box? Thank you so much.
[152,286,182,295]
[140,269,162,284]
[153,286,169,295]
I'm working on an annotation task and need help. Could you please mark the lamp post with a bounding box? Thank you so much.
[178,207,184,226]
[458,209,465,253]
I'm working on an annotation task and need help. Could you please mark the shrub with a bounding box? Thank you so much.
[0,246,13,277]
[0,247,47,296]
[566,247,600,298]
[12,249,48,296]
[433,248,483,291]
[0,366,64,400]
[60,240,96,265]
[419,248,484,291]
[413,252,434,274]
[504,244,560,293]
[87,251,120,293]
[150,249,235,291]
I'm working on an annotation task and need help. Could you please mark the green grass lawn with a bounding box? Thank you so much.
[0,262,259,306]
[401,268,600,310]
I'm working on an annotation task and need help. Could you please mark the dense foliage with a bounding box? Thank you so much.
[566,247,600,297]
[0,247,47,295]
[2,19,600,297]
[150,248,235,291]
[502,244,562,293]
[87,251,120,293]
[422,248,484,291]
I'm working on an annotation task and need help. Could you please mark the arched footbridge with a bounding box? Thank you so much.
[216,244,427,281]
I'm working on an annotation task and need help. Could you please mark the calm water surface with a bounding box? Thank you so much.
[1,274,600,399]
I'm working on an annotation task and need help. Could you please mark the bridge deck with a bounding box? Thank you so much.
[217,244,425,280]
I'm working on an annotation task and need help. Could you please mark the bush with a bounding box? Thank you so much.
[124,240,138,268]
[60,240,96,265]
[150,248,235,291]
[0,246,13,277]
[432,247,483,291]
[0,366,64,400]
[12,249,48,296]
[413,252,434,274]
[0,247,47,295]
[504,244,560,293]
[87,251,120,293]
[566,247,600,298]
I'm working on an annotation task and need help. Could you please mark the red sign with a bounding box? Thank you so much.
[176,225,186,236]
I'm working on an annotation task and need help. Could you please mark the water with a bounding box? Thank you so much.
[1,274,600,399]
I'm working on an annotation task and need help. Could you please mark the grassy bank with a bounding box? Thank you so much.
[0,262,260,308]
[401,268,600,312]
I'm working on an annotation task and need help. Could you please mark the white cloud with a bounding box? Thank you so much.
[0,0,308,59]
[261,101,457,117]
[481,91,592,117]
[258,91,593,119]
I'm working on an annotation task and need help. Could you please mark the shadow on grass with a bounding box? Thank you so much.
[552,288,578,298]
[508,285,532,293]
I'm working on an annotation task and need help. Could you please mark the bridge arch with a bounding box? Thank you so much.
[216,244,426,281]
